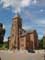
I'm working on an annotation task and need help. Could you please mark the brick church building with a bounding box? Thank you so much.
[8,14,39,50]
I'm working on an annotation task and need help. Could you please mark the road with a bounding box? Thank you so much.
[0,50,44,60]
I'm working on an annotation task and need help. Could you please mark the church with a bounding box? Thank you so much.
[8,14,39,50]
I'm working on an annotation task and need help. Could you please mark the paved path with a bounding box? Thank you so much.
[0,50,44,60]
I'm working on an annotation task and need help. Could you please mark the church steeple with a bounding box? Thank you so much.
[9,13,22,49]
[16,12,20,17]
[13,12,21,20]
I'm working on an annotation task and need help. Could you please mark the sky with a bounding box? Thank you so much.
[0,0,45,41]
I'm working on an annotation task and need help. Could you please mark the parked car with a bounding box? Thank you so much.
[28,48,35,53]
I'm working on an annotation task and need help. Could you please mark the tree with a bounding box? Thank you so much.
[43,36,45,49]
[0,23,5,44]
[39,38,43,49]
[39,36,45,49]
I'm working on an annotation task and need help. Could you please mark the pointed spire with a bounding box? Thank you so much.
[16,12,20,17]
[13,12,21,19]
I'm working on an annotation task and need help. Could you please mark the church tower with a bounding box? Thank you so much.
[9,13,22,50]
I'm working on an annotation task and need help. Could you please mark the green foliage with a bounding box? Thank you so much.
[0,44,3,48]
[3,42,9,49]
[0,41,9,50]
[43,36,45,49]
[39,36,45,49]
[39,38,43,49]
[0,24,5,44]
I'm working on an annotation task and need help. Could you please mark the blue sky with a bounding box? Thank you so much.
[0,0,45,41]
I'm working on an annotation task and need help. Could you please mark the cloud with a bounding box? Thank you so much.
[4,37,8,42]
[0,0,31,13]
[32,0,37,4]
[35,20,45,25]
[38,0,45,5]
[0,0,10,7]
[22,25,34,30]
[3,24,5,29]
[38,35,43,39]
[21,0,31,7]
[0,0,45,13]
[24,10,45,25]
[40,9,44,12]
[32,0,45,6]
[33,19,45,29]
[24,10,34,21]
[24,10,45,29]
